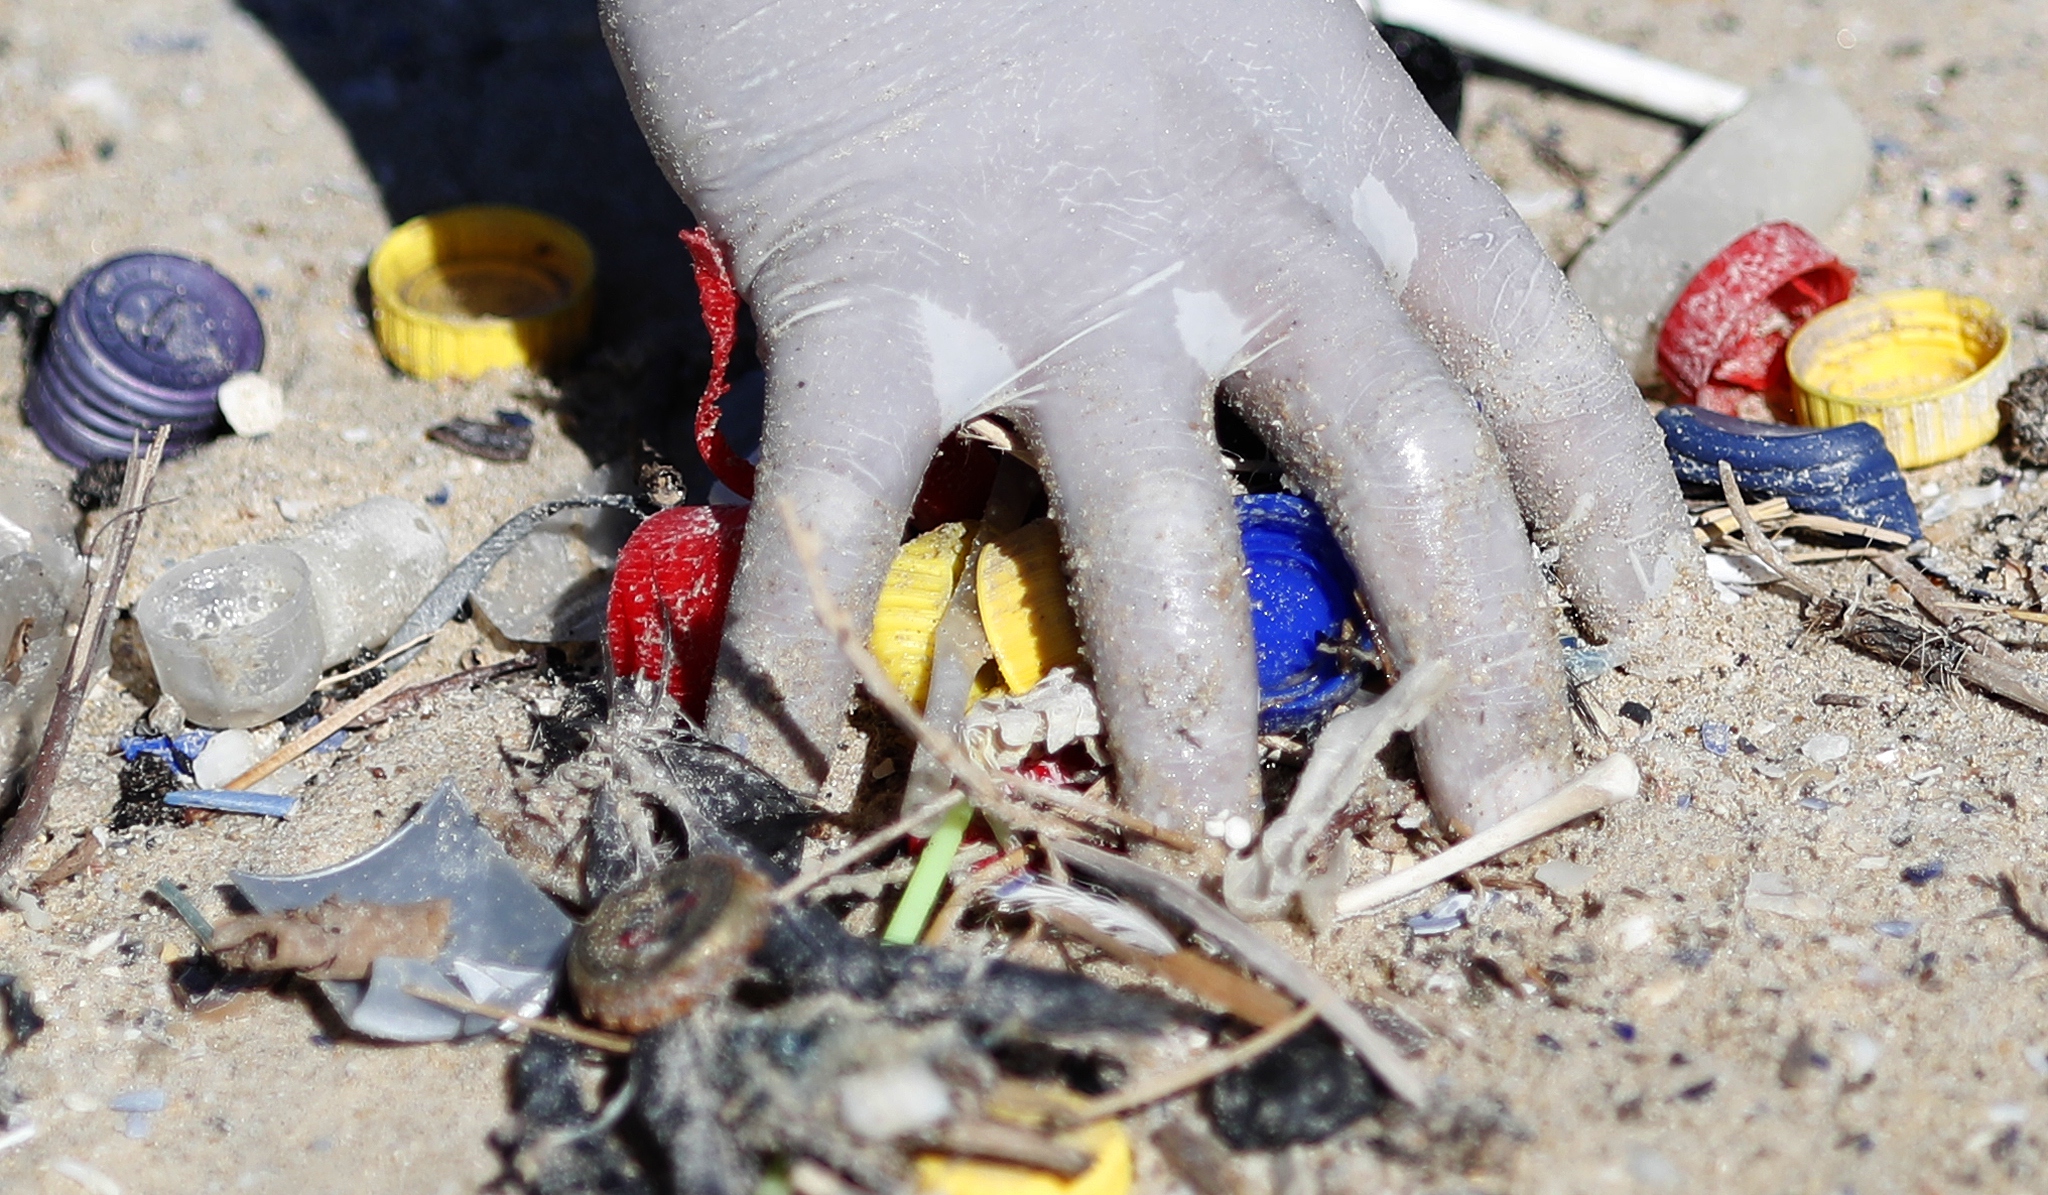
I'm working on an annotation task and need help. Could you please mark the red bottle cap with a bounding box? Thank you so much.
[607,505,748,720]
[1657,221,1855,422]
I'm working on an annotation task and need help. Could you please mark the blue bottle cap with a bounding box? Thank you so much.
[1237,492,1369,733]
[25,252,262,466]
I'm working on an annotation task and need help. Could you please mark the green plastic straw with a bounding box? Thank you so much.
[881,798,974,945]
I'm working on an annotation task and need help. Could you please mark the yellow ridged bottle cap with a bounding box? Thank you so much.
[976,518,1083,693]
[870,522,976,711]
[367,205,595,380]
[913,1121,1132,1195]
[1787,288,2015,468]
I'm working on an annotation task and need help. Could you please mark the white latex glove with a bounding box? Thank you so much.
[602,0,1696,837]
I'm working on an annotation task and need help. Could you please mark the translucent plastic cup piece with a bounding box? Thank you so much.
[135,544,324,729]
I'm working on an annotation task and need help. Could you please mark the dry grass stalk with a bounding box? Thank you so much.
[0,427,168,874]
[1059,1004,1317,1125]
[400,985,633,1052]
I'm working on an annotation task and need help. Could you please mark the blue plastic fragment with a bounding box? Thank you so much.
[119,729,215,774]
[164,789,299,817]
[1237,492,1367,733]
[1699,721,1732,756]
[108,1089,166,1114]
[1901,859,1946,886]
[1655,405,1923,540]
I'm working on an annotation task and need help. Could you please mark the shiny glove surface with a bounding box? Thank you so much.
[602,0,1696,836]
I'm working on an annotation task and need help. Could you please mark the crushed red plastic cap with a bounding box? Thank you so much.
[1657,221,1855,422]
[608,505,748,720]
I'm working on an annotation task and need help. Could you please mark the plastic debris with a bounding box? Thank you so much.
[607,503,748,719]
[1534,859,1594,896]
[1699,720,1732,756]
[1405,891,1474,936]
[914,1120,1133,1195]
[23,252,264,465]
[367,206,595,380]
[1787,288,2016,468]
[1203,1021,1384,1150]
[1568,73,1869,379]
[281,496,450,667]
[1657,405,1923,540]
[993,874,1178,957]
[428,412,536,462]
[1800,733,1851,764]
[568,855,774,1033]
[230,780,572,1041]
[1237,493,1367,733]
[1901,860,1946,886]
[133,544,324,728]
[978,519,1085,693]
[383,493,642,674]
[1657,221,1855,421]
[163,789,297,817]
[871,521,977,711]
[471,464,637,644]
[961,667,1103,774]
[215,372,284,437]
[0,477,83,789]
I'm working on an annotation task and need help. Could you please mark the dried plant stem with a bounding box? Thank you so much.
[1061,1005,1317,1125]
[0,428,168,875]
[1039,907,1298,1027]
[921,846,1030,946]
[1001,771,1201,854]
[400,985,632,1052]
[224,669,416,791]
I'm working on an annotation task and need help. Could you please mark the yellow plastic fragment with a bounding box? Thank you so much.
[1787,288,2015,468]
[367,205,596,380]
[976,519,1083,693]
[870,522,977,711]
[913,1120,1132,1195]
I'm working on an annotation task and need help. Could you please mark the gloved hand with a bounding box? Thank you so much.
[601,0,1698,837]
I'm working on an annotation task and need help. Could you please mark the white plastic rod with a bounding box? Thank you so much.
[1368,0,1748,127]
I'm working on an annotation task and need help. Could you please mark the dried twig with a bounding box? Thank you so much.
[1050,839,1428,1106]
[1060,1004,1318,1125]
[1716,462,1830,601]
[0,428,168,875]
[1334,754,1640,918]
[315,630,435,690]
[1001,771,1201,854]
[1038,907,1298,1027]
[1860,553,2048,716]
[224,669,416,791]
[400,985,632,1053]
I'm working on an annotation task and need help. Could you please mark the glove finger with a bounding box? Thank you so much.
[1018,330,1261,838]
[706,291,950,789]
[1223,221,1573,836]
[1187,3,1697,639]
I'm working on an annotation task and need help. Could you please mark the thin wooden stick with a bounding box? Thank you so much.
[0,427,168,874]
[1001,771,1202,854]
[400,985,632,1052]
[315,630,434,690]
[1716,462,1831,601]
[1039,907,1299,1028]
[1333,754,1639,917]
[1060,1004,1317,1124]
[224,668,416,791]
[1869,552,2048,716]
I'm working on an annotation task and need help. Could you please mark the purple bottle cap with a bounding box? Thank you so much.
[25,252,262,466]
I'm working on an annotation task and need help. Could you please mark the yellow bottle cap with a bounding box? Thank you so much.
[977,519,1083,694]
[913,1121,1133,1195]
[870,522,977,711]
[1787,288,2015,467]
[367,205,595,380]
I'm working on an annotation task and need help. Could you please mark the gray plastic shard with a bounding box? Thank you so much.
[231,780,572,1042]
[1566,71,1872,382]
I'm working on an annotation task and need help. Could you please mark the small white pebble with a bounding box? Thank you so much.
[1990,1102,2031,1126]
[62,1092,98,1113]
[82,931,121,960]
[1872,748,1900,767]
[341,427,372,443]
[1801,733,1852,764]
[191,729,260,789]
[1533,859,1594,896]
[1615,913,1657,951]
[2023,1045,2048,1076]
[216,373,284,436]
[1854,856,1892,870]
[836,1062,951,1141]
[275,497,317,523]
[1843,1032,1882,1081]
